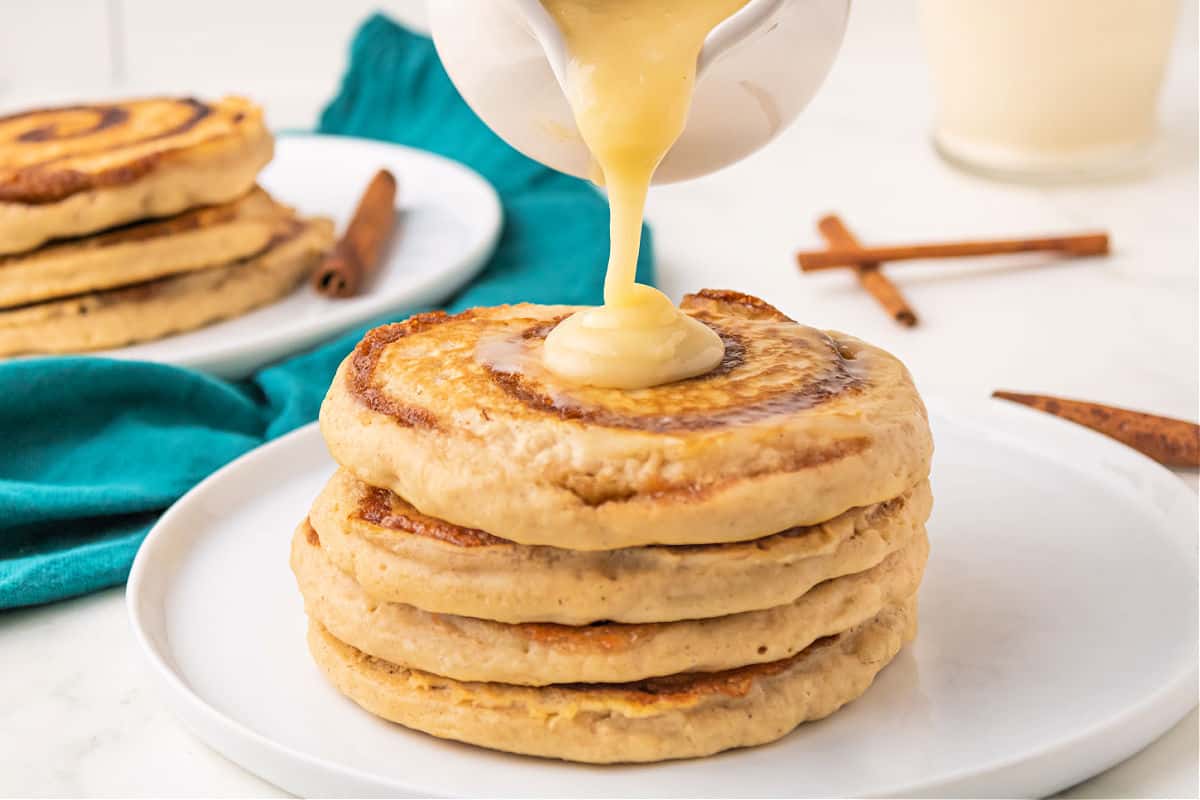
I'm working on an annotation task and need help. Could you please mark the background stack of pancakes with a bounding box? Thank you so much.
[0,96,332,355]
[294,290,934,763]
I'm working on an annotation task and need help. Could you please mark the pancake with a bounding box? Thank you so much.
[292,518,927,685]
[307,597,917,763]
[309,467,931,624]
[0,216,332,355]
[0,96,273,255]
[0,186,290,309]
[319,290,933,549]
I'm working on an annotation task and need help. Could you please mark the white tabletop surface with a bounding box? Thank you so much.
[1,2,1197,797]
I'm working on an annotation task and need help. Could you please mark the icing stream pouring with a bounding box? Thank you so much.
[539,0,748,389]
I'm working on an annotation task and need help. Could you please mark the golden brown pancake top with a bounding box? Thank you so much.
[347,290,875,436]
[0,96,265,204]
[320,288,931,549]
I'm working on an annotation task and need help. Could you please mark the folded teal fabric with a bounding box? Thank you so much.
[0,14,652,609]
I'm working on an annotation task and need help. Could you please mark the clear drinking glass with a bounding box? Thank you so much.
[920,0,1180,181]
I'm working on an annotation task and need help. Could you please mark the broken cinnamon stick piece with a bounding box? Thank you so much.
[817,214,917,327]
[993,391,1200,468]
[797,232,1109,272]
[313,169,398,298]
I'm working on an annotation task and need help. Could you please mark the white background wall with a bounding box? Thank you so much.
[0,1,430,125]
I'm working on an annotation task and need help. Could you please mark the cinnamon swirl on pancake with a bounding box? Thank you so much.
[320,290,932,549]
[0,96,272,254]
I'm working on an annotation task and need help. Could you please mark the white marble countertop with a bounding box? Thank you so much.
[1,2,1197,797]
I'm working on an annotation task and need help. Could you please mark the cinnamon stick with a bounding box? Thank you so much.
[313,169,397,298]
[993,391,1200,468]
[817,214,917,327]
[797,232,1109,272]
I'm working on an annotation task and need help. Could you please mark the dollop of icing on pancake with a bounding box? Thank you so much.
[543,284,725,389]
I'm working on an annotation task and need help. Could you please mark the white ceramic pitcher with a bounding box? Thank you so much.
[429,0,850,183]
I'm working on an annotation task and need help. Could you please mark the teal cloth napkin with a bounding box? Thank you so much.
[0,14,652,610]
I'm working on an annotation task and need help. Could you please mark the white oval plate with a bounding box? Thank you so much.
[126,399,1198,798]
[98,134,501,378]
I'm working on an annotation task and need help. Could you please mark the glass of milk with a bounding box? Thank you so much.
[920,0,1180,181]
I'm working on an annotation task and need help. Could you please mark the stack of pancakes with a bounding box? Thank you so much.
[0,96,332,354]
[295,290,934,763]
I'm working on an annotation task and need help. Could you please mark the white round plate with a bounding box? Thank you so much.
[127,399,1198,798]
[99,134,501,378]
